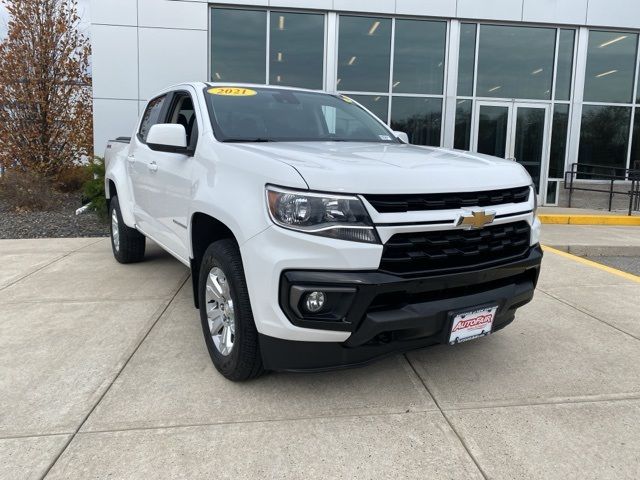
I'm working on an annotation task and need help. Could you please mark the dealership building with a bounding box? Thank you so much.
[90,0,640,206]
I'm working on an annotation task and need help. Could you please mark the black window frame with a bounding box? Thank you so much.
[163,90,200,154]
[137,94,169,144]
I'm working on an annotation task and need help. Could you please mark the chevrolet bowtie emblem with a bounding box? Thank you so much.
[456,210,496,229]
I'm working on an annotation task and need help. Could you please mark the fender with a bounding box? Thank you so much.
[105,151,136,228]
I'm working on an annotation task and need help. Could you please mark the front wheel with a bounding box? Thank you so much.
[198,239,264,381]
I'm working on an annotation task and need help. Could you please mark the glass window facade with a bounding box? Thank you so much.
[584,31,638,103]
[207,7,640,204]
[578,105,632,175]
[476,25,556,100]
[211,9,266,84]
[337,16,391,93]
[549,104,570,179]
[457,23,477,97]
[349,95,388,122]
[630,114,640,171]
[454,100,473,150]
[390,97,442,146]
[555,29,575,101]
[392,20,446,95]
[269,12,325,89]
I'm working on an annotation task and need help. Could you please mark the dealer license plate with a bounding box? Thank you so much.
[448,306,498,345]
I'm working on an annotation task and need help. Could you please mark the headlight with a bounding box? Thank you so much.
[266,186,379,244]
[531,184,538,215]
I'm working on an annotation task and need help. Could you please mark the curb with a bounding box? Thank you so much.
[538,214,640,226]
[542,245,640,283]
[542,245,640,257]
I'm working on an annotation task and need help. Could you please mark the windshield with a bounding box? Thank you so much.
[203,86,399,143]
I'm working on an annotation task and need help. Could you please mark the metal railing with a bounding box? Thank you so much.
[564,162,640,215]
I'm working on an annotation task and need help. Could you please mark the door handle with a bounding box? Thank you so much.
[148,161,158,172]
[127,155,136,164]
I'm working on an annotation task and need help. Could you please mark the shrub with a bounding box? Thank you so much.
[0,168,56,212]
[55,165,92,193]
[83,157,107,218]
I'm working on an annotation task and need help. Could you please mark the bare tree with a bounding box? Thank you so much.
[0,0,92,177]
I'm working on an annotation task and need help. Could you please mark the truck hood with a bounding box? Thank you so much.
[231,142,532,194]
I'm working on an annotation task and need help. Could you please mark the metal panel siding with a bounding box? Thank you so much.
[333,0,395,14]
[269,0,334,9]
[91,25,139,100]
[456,0,523,22]
[90,0,137,26]
[138,0,208,30]
[93,99,139,155]
[523,0,588,25]
[138,28,209,99]
[396,0,456,18]
[587,0,640,29]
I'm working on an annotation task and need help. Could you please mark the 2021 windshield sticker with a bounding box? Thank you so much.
[208,87,257,96]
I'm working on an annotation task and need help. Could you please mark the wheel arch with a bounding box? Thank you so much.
[189,212,239,309]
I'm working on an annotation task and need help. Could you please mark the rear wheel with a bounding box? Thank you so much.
[198,239,263,381]
[109,196,146,263]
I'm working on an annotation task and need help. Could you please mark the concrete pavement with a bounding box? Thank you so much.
[1,234,639,479]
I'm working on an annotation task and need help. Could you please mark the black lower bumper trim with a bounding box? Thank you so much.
[262,245,542,372]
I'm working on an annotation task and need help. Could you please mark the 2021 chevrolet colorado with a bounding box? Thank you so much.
[105,83,542,381]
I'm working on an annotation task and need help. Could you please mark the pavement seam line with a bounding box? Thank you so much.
[439,393,640,412]
[0,238,104,293]
[0,432,74,441]
[403,354,489,480]
[38,275,189,480]
[538,289,640,342]
[72,390,640,437]
[541,244,640,283]
[75,409,438,437]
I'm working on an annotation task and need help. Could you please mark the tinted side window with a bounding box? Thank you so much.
[138,95,167,142]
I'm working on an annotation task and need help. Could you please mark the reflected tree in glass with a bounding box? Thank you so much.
[390,97,442,146]
[454,100,473,150]
[578,105,632,178]
[349,95,389,122]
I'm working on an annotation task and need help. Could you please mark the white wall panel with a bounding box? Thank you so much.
[90,0,138,26]
[456,0,523,22]
[586,0,640,29]
[139,0,208,30]
[208,0,268,6]
[91,25,138,100]
[138,28,208,99]
[93,99,139,155]
[269,0,333,9]
[523,0,587,26]
[333,0,394,14]
[396,0,456,18]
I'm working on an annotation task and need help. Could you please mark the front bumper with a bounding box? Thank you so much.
[260,245,543,372]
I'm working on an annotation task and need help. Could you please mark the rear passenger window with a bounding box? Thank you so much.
[138,95,167,142]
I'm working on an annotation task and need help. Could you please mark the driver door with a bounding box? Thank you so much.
[140,90,199,260]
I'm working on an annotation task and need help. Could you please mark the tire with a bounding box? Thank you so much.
[109,195,146,264]
[198,239,264,381]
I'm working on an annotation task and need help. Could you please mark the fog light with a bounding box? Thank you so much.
[304,291,326,313]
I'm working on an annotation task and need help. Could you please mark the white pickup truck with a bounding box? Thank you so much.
[105,82,542,381]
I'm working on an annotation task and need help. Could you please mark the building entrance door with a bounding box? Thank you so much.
[471,101,550,203]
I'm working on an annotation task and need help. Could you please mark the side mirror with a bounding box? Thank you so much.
[394,131,409,144]
[147,124,190,154]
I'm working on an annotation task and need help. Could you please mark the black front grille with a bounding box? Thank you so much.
[380,221,531,275]
[364,186,530,213]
